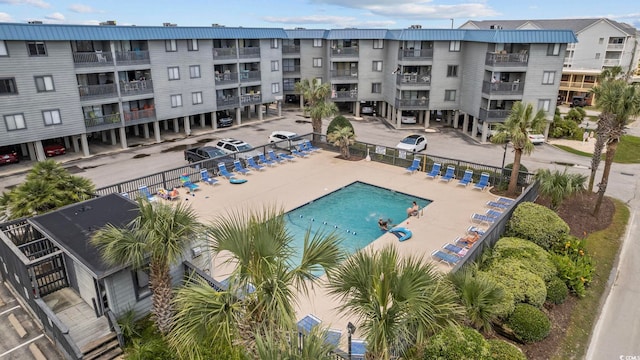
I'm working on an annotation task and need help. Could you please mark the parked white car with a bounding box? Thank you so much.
[396,134,427,152]
[215,138,261,159]
[528,133,546,145]
[268,131,304,148]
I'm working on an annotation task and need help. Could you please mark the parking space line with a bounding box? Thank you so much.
[0,334,44,358]
[0,305,20,316]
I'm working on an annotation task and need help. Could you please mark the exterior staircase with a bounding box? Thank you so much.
[81,332,123,360]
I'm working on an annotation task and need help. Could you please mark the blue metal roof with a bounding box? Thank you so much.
[0,23,577,43]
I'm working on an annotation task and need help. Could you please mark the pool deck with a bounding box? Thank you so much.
[174,150,498,339]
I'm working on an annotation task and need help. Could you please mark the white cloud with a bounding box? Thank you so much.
[0,12,14,22]
[310,0,498,19]
[0,0,50,9]
[68,4,100,14]
[263,15,396,28]
[44,12,65,21]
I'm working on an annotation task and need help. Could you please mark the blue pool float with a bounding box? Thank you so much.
[389,227,412,242]
[229,178,247,185]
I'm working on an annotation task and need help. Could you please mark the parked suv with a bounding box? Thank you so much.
[268,131,304,149]
[215,138,260,160]
[216,111,233,128]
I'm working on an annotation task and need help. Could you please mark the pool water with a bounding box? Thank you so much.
[285,181,431,259]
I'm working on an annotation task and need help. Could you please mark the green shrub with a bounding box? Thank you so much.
[422,326,491,360]
[326,115,353,136]
[551,253,595,298]
[502,163,529,187]
[546,276,569,304]
[490,237,557,281]
[484,259,547,308]
[550,117,583,140]
[506,304,551,343]
[507,202,570,250]
[486,339,527,360]
[564,108,585,123]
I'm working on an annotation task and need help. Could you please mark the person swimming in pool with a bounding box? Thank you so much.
[378,218,390,231]
[407,201,419,217]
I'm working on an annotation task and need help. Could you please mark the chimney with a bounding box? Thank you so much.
[99,20,117,26]
[163,22,177,27]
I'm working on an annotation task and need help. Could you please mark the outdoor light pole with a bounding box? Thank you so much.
[501,141,508,170]
[347,322,356,360]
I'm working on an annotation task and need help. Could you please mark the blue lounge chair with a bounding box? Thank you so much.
[138,185,157,202]
[472,172,490,191]
[443,243,468,257]
[425,163,441,179]
[486,201,509,210]
[291,148,309,158]
[325,329,342,347]
[200,169,219,185]
[233,160,251,175]
[299,142,314,154]
[439,165,456,182]
[297,314,322,333]
[467,226,486,236]
[180,174,200,192]
[471,213,496,225]
[304,139,320,152]
[217,162,235,179]
[431,250,460,266]
[258,152,276,167]
[486,209,503,218]
[496,196,515,205]
[351,339,367,360]
[246,157,265,171]
[278,152,296,161]
[405,158,421,174]
[457,169,474,187]
[267,149,285,164]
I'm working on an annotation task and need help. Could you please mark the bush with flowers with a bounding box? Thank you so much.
[550,235,594,297]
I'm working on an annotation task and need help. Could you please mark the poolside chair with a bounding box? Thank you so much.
[457,169,474,187]
[200,169,220,185]
[467,226,486,236]
[425,163,441,179]
[486,209,503,218]
[486,201,509,210]
[325,329,342,347]
[472,172,490,191]
[456,234,479,249]
[278,152,296,161]
[258,152,276,167]
[291,148,309,158]
[351,339,367,360]
[405,158,421,174]
[217,162,235,179]
[496,196,515,205]
[246,157,265,171]
[304,139,320,152]
[431,250,460,266]
[471,213,496,225]
[138,185,157,202]
[233,160,251,175]
[439,165,456,182]
[297,314,322,333]
[443,243,468,257]
[267,149,285,164]
[180,174,200,192]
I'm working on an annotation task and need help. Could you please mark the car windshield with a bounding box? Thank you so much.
[401,137,418,145]
[236,144,253,151]
[206,148,226,157]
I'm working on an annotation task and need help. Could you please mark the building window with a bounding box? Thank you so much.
[168,67,180,80]
[170,94,183,108]
[5,114,26,131]
[132,269,151,300]
[595,53,601,59]
[0,41,8,56]
[271,60,279,71]
[43,109,61,126]
[187,39,198,51]
[165,39,177,52]
[372,82,381,93]
[271,82,280,93]
[609,37,625,44]
[283,78,296,91]
[0,78,18,95]
[27,41,46,56]
[271,39,279,49]
[315,77,322,85]
[542,71,555,85]
[449,41,461,52]
[192,91,203,105]
[373,39,384,49]
[444,90,456,101]
[189,65,201,79]
[372,61,383,72]
[446,65,458,77]
[547,43,560,56]
[538,99,551,113]
[313,58,322,68]
[35,75,55,92]
[599,38,604,45]
[313,39,323,47]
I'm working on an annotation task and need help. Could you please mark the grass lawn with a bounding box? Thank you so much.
[554,135,640,164]
[553,198,629,360]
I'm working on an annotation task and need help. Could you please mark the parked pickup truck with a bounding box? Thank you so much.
[184,146,235,169]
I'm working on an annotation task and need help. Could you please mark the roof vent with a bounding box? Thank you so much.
[99,20,117,26]
[211,23,225,27]
[409,24,422,29]
[294,27,306,30]
[163,22,177,27]
[28,20,43,24]
[490,25,502,30]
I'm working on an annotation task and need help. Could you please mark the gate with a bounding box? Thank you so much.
[32,253,69,296]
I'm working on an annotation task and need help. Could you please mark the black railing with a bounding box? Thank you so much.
[105,309,125,348]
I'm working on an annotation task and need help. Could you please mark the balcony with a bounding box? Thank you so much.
[566,43,576,50]
[398,48,433,61]
[331,90,358,101]
[239,47,260,59]
[115,50,150,65]
[213,48,237,60]
[603,58,621,66]
[479,108,510,121]
[282,45,300,54]
[84,113,121,129]
[124,107,156,125]
[215,72,238,86]
[394,98,429,109]
[559,81,595,90]
[217,96,239,110]
[331,47,359,57]
[283,65,301,74]
[481,80,524,95]
[240,70,261,82]
[607,43,624,50]
[396,73,431,86]
[78,84,117,100]
[485,52,528,67]
[120,80,153,96]
[240,93,262,106]
[72,51,114,67]
[330,69,359,80]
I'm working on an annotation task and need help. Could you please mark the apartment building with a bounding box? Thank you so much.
[0,23,576,161]
[461,18,640,105]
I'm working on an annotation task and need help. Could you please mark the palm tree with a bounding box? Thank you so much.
[326,245,462,360]
[91,199,202,335]
[169,206,345,359]
[327,125,356,159]
[1,159,94,219]
[535,168,586,210]
[295,78,339,140]
[254,325,336,360]
[492,102,547,195]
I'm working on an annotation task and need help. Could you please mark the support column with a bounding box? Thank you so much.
[199,113,205,128]
[418,111,424,125]
[277,101,282,117]
[212,111,218,130]
[163,120,169,131]
[425,111,431,129]
[481,122,489,143]
[80,133,90,157]
[153,121,161,143]
[26,142,37,161]
[471,118,479,141]
[184,116,191,136]
[71,136,80,153]
[396,108,402,128]
[63,136,71,150]
[299,95,304,110]
[119,127,128,149]
[110,129,117,145]
[462,113,469,135]
[34,141,46,161]
[100,131,107,143]
[355,102,360,117]
[143,123,150,139]
[387,104,393,121]
[173,118,180,133]
[236,108,242,125]
[453,110,459,129]
[258,105,263,121]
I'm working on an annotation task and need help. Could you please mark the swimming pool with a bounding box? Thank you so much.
[285,181,432,258]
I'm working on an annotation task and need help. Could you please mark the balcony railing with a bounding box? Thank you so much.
[120,80,153,96]
[396,73,431,85]
[240,93,262,105]
[78,83,117,100]
[73,51,114,67]
[239,47,260,58]
[559,81,595,89]
[330,69,359,79]
[398,48,433,60]
[85,113,121,128]
[479,108,510,121]
[213,47,237,60]
[240,70,261,81]
[481,80,524,95]
[331,47,359,57]
[607,43,624,50]
[282,45,300,54]
[331,90,358,101]
[566,43,576,50]
[603,58,621,66]
[115,50,150,65]
[217,96,239,109]
[215,72,238,85]
[394,98,429,109]
[283,65,301,74]
[124,108,156,122]
[485,52,529,67]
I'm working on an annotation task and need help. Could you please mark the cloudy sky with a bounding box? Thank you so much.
[1,0,638,29]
